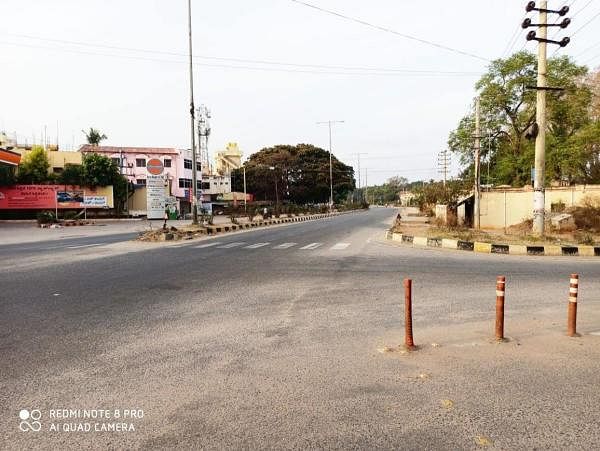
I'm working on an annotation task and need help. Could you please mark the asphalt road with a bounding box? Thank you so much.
[0,232,139,258]
[2,208,600,450]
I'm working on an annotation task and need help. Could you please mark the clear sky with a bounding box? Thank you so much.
[2,1,599,185]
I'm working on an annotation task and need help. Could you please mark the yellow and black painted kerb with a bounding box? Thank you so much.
[387,231,600,257]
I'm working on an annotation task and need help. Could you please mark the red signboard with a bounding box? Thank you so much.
[0,185,58,209]
[0,185,107,209]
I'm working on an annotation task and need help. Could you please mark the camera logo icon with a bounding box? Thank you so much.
[19,409,42,432]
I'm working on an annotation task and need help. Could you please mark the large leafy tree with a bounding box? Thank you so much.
[17,145,50,183]
[82,153,119,186]
[83,127,107,146]
[232,144,355,204]
[361,176,409,204]
[58,163,83,185]
[448,51,597,186]
[82,153,128,214]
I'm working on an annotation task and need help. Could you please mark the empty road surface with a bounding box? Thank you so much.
[2,208,600,449]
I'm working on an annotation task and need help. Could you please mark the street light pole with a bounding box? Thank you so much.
[187,0,199,225]
[317,120,344,210]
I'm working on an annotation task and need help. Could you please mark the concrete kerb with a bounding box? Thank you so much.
[386,230,600,258]
[204,210,363,236]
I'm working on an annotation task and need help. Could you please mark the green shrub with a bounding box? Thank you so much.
[570,196,600,232]
[37,210,57,224]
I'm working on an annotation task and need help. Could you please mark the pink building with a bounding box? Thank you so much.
[79,145,233,215]
[80,145,201,213]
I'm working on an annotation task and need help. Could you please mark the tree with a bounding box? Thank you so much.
[232,144,355,204]
[58,164,83,185]
[83,128,107,146]
[17,145,50,184]
[413,179,469,213]
[0,165,16,186]
[82,152,128,214]
[82,153,119,186]
[448,51,595,186]
[360,177,409,204]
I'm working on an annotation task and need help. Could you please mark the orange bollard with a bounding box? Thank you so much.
[404,278,415,349]
[567,274,579,337]
[495,276,506,341]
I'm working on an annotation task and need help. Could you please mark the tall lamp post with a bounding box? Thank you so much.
[317,120,344,210]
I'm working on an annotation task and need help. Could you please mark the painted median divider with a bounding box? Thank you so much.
[388,231,600,257]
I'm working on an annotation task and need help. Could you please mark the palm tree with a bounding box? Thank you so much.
[82,128,107,146]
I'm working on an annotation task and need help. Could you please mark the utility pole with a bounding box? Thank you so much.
[364,168,369,204]
[523,1,571,236]
[533,0,547,236]
[353,152,367,202]
[243,165,247,213]
[437,149,451,187]
[474,97,481,230]
[317,120,344,210]
[187,0,199,225]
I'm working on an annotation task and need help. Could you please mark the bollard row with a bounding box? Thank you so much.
[401,274,582,348]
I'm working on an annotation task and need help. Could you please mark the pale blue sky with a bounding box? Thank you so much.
[2,1,598,184]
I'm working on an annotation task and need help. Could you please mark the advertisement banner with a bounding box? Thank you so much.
[83,196,108,207]
[0,185,113,209]
[0,185,56,209]
[56,190,84,207]
[146,175,165,219]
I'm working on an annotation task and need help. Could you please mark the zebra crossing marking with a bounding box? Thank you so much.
[244,242,270,249]
[299,242,323,250]
[194,242,222,248]
[217,242,246,249]
[274,242,297,249]
[330,242,350,250]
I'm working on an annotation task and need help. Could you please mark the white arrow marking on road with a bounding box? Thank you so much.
[194,242,222,248]
[245,242,270,249]
[274,242,297,249]
[299,242,322,250]
[66,243,103,249]
[330,242,350,250]
[217,242,246,248]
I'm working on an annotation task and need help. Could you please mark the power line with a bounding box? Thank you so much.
[288,0,490,62]
[550,4,600,59]
[0,38,482,78]
[570,7,600,37]
[0,32,483,75]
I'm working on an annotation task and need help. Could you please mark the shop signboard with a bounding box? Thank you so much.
[146,175,165,219]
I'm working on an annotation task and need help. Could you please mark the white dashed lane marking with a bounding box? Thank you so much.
[274,242,297,249]
[244,243,270,249]
[299,243,323,250]
[330,242,350,250]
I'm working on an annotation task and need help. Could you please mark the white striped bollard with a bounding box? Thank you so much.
[567,274,579,337]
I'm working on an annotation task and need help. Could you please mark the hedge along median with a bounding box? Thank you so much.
[387,231,600,257]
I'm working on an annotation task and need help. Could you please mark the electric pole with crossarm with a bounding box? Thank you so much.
[522,0,571,235]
